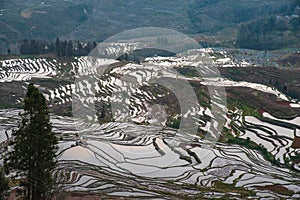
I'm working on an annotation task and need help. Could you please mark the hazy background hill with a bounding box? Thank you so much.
[0,0,299,52]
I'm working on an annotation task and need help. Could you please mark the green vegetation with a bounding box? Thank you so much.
[227,98,258,117]
[237,15,300,50]
[191,83,211,109]
[258,115,300,130]
[212,181,256,197]
[4,83,58,200]
[226,134,277,165]
[97,102,114,124]
[220,67,300,101]
[255,184,295,196]
[174,66,200,78]
[224,97,299,170]
[0,102,22,109]
[222,105,280,165]
[285,151,300,170]
[0,82,25,109]
[224,88,299,119]
[19,38,97,57]
[119,48,175,63]
[1,0,299,53]
[167,117,180,129]
[0,166,9,200]
[178,181,256,199]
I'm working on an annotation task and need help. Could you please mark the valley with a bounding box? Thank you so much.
[1,0,300,199]
[0,46,299,199]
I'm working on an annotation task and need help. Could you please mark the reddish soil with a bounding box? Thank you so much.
[291,137,300,149]
[64,192,104,200]
[255,185,293,196]
[276,101,291,106]
[258,108,266,115]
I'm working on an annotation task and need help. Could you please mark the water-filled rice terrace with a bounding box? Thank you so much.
[0,48,299,199]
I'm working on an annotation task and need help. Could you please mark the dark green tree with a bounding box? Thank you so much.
[5,83,58,200]
[84,41,93,55]
[20,39,30,55]
[92,41,97,49]
[55,37,61,57]
[30,40,40,55]
[0,165,9,200]
[61,41,67,57]
[76,41,83,56]
[66,41,73,57]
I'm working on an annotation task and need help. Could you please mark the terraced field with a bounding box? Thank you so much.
[0,47,299,199]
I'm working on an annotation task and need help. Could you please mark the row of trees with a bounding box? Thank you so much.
[20,38,97,57]
[1,84,58,200]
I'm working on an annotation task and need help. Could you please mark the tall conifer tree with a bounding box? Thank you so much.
[5,83,58,200]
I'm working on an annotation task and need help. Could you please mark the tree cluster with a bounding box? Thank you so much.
[236,0,300,50]
[19,38,97,57]
[236,15,299,50]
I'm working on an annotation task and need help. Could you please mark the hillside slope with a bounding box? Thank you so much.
[0,0,299,50]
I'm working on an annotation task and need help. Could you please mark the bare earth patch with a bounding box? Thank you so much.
[255,185,294,196]
[291,137,300,149]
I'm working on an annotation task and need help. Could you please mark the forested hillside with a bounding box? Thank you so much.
[0,0,299,52]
